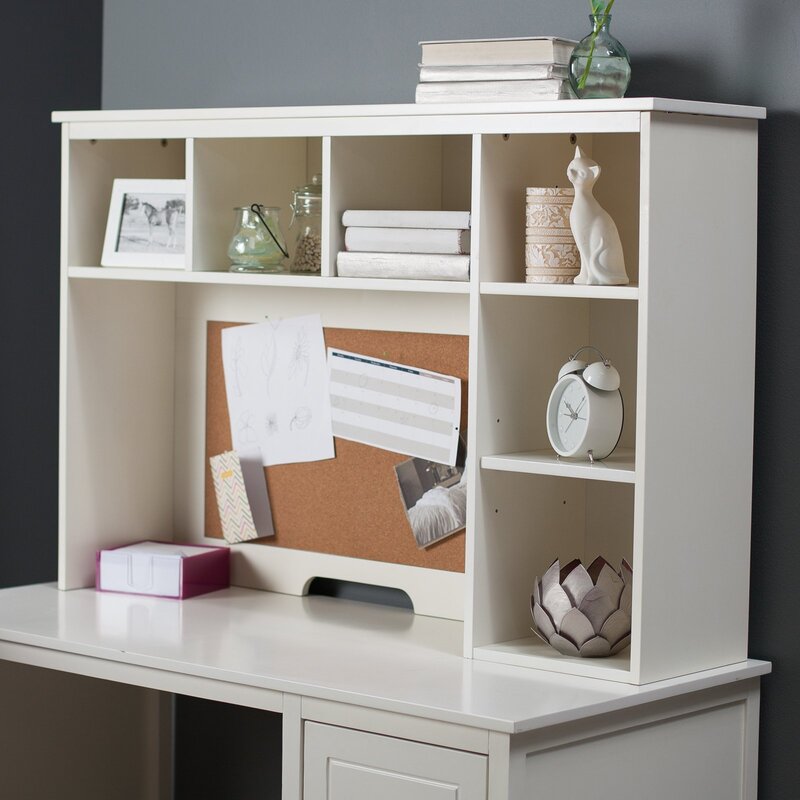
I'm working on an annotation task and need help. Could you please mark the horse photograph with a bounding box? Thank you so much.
[117,191,186,254]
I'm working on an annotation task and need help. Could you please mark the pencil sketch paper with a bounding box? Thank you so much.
[222,316,334,466]
[328,348,462,466]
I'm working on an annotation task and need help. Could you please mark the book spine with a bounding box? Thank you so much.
[341,210,471,229]
[415,80,573,104]
[345,227,470,255]
[336,252,470,281]
[420,39,577,66]
[419,64,569,82]
[552,42,578,64]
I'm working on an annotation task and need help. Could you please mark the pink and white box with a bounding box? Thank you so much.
[96,541,230,599]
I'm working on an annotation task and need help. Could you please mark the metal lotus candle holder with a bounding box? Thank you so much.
[531,556,632,658]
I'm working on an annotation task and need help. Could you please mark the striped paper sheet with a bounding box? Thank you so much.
[328,348,461,466]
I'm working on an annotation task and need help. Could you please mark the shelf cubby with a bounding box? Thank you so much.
[470,470,635,680]
[475,293,639,461]
[67,138,186,268]
[192,136,323,273]
[329,135,472,277]
[477,131,640,287]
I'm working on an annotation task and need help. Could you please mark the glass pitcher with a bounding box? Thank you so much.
[289,174,322,274]
[227,204,288,273]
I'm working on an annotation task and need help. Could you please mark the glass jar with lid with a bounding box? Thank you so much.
[289,173,322,274]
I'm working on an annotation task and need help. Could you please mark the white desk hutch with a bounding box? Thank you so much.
[0,98,769,799]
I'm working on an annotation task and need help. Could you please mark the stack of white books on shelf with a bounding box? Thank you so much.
[337,210,470,281]
[415,36,577,104]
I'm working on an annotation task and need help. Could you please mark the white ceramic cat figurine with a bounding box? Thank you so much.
[567,146,628,285]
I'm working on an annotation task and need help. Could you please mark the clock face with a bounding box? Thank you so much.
[548,375,590,456]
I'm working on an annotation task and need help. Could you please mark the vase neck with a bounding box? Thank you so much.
[590,13,612,31]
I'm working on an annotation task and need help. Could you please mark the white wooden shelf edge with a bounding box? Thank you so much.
[480,281,639,300]
[481,448,636,483]
[474,637,633,682]
[52,97,766,124]
[67,266,471,294]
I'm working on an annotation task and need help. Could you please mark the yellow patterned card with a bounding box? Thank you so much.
[210,449,275,543]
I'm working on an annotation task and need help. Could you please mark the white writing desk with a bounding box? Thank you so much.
[0,583,769,799]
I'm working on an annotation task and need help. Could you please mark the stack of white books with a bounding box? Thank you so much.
[415,37,577,104]
[337,210,470,281]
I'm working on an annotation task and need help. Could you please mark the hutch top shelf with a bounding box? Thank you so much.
[52,97,766,124]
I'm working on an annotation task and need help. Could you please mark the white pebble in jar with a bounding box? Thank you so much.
[292,231,322,273]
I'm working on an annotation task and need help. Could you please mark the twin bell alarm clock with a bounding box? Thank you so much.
[546,346,623,462]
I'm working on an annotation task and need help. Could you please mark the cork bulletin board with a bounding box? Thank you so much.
[205,322,468,572]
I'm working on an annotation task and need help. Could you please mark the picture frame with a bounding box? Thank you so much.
[101,178,187,268]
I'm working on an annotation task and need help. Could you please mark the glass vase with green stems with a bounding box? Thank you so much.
[569,0,631,99]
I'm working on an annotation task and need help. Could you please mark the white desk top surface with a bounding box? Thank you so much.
[0,583,769,734]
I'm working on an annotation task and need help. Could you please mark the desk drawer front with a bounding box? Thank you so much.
[303,721,487,800]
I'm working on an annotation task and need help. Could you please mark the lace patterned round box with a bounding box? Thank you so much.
[525,187,579,284]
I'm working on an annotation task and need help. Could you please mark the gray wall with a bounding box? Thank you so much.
[102,1,799,797]
[103,0,783,110]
